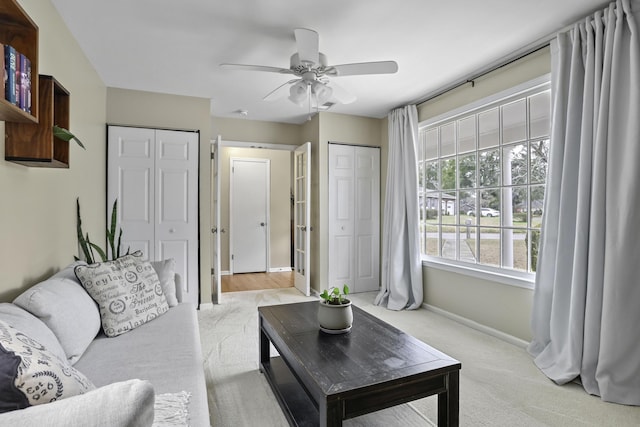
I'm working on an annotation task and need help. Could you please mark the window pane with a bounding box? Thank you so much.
[504,186,528,228]
[479,228,500,267]
[442,191,456,216]
[528,229,541,272]
[479,108,499,149]
[530,91,551,138]
[458,116,476,153]
[441,122,455,156]
[458,190,476,224]
[530,139,549,183]
[441,224,455,260]
[458,154,476,189]
[425,128,438,160]
[530,185,545,229]
[502,99,526,143]
[440,158,456,190]
[457,226,477,263]
[503,143,527,185]
[479,149,500,187]
[502,228,527,271]
[423,161,438,190]
[479,189,500,226]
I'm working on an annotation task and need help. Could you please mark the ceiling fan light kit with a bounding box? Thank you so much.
[221,28,398,110]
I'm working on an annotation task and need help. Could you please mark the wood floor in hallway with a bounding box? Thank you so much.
[221,271,294,292]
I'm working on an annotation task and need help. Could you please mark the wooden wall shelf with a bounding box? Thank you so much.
[5,75,70,168]
[0,0,39,124]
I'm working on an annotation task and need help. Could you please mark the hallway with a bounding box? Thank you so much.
[221,271,294,293]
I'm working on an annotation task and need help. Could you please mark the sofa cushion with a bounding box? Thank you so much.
[74,252,169,337]
[13,261,101,365]
[0,379,154,427]
[151,258,178,307]
[0,320,95,414]
[0,303,66,363]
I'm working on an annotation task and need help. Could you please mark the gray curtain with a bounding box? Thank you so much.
[528,0,640,405]
[375,105,423,310]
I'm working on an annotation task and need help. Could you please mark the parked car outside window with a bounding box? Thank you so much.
[467,207,500,217]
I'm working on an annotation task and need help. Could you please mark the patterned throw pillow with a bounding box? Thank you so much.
[0,320,95,414]
[74,252,169,337]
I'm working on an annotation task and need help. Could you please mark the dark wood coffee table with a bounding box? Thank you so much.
[258,301,461,426]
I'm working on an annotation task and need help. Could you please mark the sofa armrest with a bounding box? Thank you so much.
[174,273,183,303]
[0,379,154,427]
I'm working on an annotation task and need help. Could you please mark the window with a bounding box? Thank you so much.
[418,77,550,278]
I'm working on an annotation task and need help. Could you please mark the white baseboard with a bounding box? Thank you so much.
[199,302,214,311]
[423,303,529,349]
[221,271,231,276]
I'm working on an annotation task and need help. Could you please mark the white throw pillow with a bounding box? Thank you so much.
[13,261,101,365]
[151,258,179,307]
[0,320,95,414]
[74,252,169,337]
[0,303,67,363]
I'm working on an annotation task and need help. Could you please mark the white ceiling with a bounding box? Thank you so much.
[51,0,610,125]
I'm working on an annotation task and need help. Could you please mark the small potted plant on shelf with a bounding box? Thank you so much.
[318,284,353,334]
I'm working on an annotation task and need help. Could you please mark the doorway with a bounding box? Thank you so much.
[212,142,298,296]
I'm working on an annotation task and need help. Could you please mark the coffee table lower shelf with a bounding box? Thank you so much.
[261,356,319,427]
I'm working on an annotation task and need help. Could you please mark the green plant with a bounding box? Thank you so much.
[320,284,350,305]
[53,125,85,149]
[75,198,128,263]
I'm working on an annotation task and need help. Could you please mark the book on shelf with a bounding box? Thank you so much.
[19,52,31,113]
[4,44,17,106]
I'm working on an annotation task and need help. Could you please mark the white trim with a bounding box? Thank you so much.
[218,139,298,151]
[199,303,214,311]
[423,258,535,290]
[221,270,231,276]
[423,303,529,349]
[269,267,293,273]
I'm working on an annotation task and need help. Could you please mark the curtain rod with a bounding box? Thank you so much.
[409,35,554,108]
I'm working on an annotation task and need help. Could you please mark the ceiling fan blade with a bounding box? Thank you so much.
[220,63,294,74]
[327,81,357,105]
[294,28,319,65]
[263,79,300,101]
[326,60,398,77]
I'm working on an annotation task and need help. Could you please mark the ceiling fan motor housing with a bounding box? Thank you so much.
[290,52,328,75]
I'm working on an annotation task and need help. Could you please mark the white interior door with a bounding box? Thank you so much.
[328,144,380,293]
[354,147,380,292]
[211,136,221,304]
[107,126,200,306]
[329,144,355,290]
[230,158,269,273]
[294,142,311,296]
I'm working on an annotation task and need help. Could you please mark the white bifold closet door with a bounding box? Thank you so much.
[107,125,200,306]
[328,143,380,293]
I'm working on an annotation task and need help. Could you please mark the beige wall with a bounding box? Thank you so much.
[218,147,292,271]
[106,88,213,304]
[418,46,550,341]
[0,0,107,302]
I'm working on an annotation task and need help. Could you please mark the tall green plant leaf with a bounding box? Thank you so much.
[76,198,94,264]
[53,125,85,149]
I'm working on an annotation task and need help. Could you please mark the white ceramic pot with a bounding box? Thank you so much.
[317,300,353,333]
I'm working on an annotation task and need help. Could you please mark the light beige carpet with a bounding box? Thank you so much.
[198,288,640,426]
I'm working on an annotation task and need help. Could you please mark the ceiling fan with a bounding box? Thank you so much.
[220,28,398,110]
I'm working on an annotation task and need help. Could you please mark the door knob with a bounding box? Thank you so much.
[260,222,266,227]
[169,228,175,233]
[212,227,217,233]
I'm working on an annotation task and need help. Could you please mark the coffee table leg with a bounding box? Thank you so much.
[320,399,342,427]
[259,318,269,373]
[438,370,459,426]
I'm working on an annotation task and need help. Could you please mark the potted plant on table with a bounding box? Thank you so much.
[318,284,353,334]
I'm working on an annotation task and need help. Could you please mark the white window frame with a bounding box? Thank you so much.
[418,75,551,289]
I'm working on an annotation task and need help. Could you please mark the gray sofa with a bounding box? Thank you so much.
[0,260,210,426]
